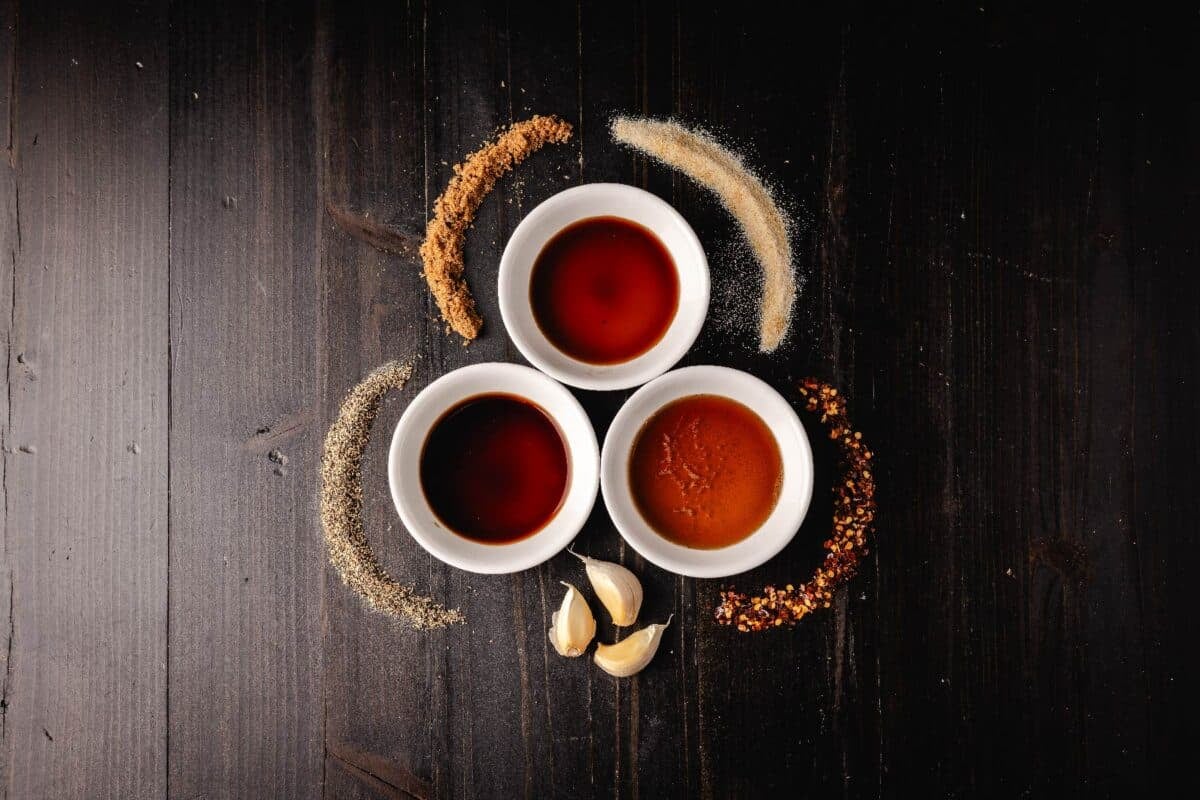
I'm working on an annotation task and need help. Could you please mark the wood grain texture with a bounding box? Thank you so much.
[314,3,1199,797]
[166,0,324,796]
[0,1,1196,797]
[0,0,16,789]
[317,1,439,797]
[0,0,169,797]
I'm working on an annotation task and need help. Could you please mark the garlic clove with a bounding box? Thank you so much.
[548,581,596,657]
[593,616,673,678]
[569,547,643,626]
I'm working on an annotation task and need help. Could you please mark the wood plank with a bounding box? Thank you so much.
[1074,16,1198,793]
[166,1,323,796]
[1125,21,1200,794]
[0,0,16,787]
[0,0,169,796]
[316,1,439,796]
[834,11,1090,795]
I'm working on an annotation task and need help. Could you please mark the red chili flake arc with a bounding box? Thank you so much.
[714,378,877,631]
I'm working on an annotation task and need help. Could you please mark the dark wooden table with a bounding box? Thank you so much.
[2,2,1196,797]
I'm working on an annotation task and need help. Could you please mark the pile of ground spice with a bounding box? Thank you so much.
[715,378,876,631]
[320,361,464,630]
[421,115,574,343]
[610,116,796,353]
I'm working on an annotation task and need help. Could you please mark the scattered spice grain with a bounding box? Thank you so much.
[610,116,796,352]
[715,378,876,631]
[320,361,464,630]
[421,115,574,343]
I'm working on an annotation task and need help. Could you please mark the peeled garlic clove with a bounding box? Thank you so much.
[569,548,643,626]
[548,582,596,657]
[593,616,673,678]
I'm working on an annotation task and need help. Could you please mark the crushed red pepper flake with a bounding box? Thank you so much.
[715,378,877,631]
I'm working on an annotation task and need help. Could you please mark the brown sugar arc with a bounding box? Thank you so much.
[420,115,574,343]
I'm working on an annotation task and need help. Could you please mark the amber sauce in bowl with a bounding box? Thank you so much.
[628,394,782,549]
[600,365,813,578]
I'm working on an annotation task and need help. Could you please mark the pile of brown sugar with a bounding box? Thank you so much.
[421,114,574,343]
[320,361,464,630]
[715,378,877,631]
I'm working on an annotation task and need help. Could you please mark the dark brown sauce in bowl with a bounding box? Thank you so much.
[530,216,679,365]
[420,393,568,544]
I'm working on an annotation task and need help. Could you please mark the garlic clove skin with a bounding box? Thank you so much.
[593,616,673,678]
[569,548,643,626]
[548,582,596,657]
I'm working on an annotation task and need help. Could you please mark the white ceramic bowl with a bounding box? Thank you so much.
[498,183,710,391]
[388,363,599,574]
[600,366,814,578]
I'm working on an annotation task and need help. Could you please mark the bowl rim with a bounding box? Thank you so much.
[388,362,599,575]
[497,182,710,391]
[599,365,814,578]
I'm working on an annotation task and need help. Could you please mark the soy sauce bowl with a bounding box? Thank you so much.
[388,363,599,575]
[600,366,814,579]
[498,183,710,391]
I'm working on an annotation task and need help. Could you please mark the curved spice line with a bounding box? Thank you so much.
[421,115,574,343]
[610,116,796,353]
[320,361,464,630]
[715,378,876,631]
